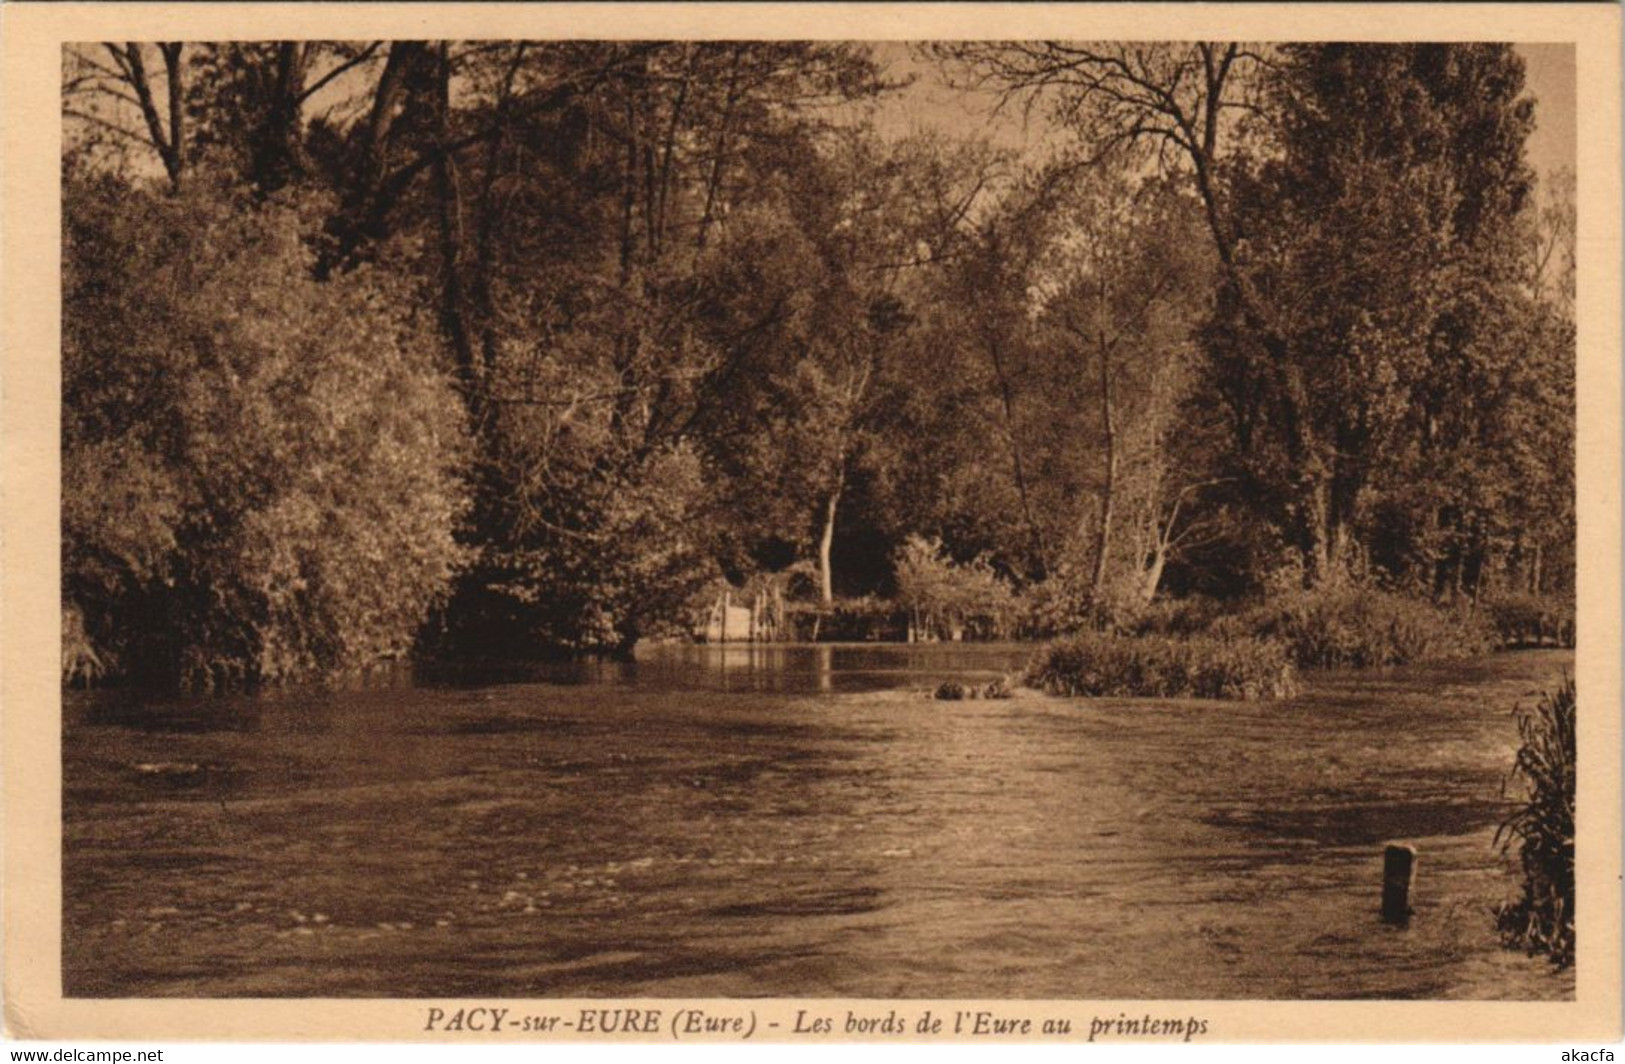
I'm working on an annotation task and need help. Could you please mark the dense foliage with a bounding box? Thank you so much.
[1482,593,1577,649]
[61,41,1574,685]
[894,535,1016,641]
[1495,676,1576,967]
[1219,585,1498,670]
[1026,632,1297,701]
[63,170,470,687]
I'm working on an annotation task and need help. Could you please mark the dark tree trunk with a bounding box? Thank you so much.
[316,41,427,277]
[115,43,187,191]
[430,43,479,401]
[983,331,1051,580]
[250,42,309,193]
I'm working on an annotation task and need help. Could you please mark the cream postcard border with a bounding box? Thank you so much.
[3,2,1620,1044]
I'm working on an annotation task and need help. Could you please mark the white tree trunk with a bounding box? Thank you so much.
[817,478,843,606]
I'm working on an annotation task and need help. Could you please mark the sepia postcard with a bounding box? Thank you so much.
[2,1,1620,1046]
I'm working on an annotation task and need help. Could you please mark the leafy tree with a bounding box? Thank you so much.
[62,168,469,686]
[419,43,896,647]
[894,534,1015,640]
[899,168,1216,626]
[689,130,996,604]
[1035,175,1215,615]
[1206,45,1550,594]
[1208,45,1538,587]
[935,42,1556,595]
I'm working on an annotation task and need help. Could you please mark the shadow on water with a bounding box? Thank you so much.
[63,645,1574,1000]
[709,885,887,919]
[1207,799,1513,847]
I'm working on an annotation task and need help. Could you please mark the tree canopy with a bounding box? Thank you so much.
[61,40,1574,684]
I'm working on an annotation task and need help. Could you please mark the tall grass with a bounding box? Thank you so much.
[1494,675,1576,967]
[1026,631,1297,701]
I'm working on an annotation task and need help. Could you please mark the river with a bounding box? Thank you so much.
[62,644,1574,999]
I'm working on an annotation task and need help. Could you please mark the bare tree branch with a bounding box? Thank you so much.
[297,42,384,104]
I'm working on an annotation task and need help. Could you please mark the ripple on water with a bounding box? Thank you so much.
[62,646,1575,999]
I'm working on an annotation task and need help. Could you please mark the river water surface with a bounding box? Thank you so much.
[63,644,1574,999]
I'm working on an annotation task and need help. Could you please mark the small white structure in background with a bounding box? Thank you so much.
[698,581,793,640]
[700,603,755,643]
[696,585,790,642]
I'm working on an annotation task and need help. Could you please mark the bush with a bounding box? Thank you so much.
[1026,631,1297,701]
[894,535,1017,640]
[1494,676,1576,967]
[1233,585,1496,669]
[1013,567,1165,638]
[449,438,718,656]
[1482,593,1576,649]
[1013,571,1091,639]
[63,170,470,687]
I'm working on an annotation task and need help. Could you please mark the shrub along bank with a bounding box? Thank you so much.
[1022,582,1568,701]
[1217,585,1499,670]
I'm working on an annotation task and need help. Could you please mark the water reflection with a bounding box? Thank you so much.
[416,642,1031,695]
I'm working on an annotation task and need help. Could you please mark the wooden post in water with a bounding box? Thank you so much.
[1381,843,1416,923]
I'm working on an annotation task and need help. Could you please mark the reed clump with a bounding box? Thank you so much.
[1494,675,1576,967]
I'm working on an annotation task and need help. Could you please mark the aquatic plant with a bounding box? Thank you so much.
[1494,675,1576,967]
[1026,631,1296,701]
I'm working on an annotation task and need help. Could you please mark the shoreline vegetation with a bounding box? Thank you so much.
[63,575,1574,700]
[1027,631,1298,702]
[61,42,1573,694]
[1495,675,1577,968]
